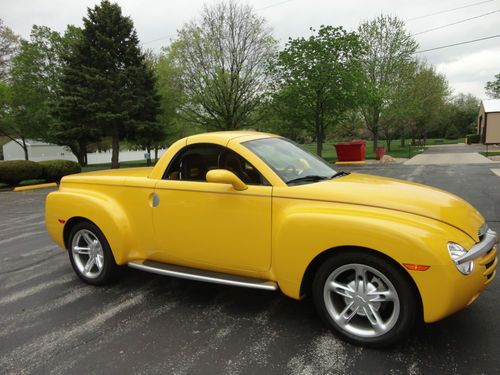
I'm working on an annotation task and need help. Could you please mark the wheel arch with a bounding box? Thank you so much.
[63,216,96,249]
[299,246,423,319]
[63,217,119,264]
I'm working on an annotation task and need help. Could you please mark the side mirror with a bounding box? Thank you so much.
[206,169,248,191]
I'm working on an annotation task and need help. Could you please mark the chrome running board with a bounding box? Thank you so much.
[128,260,278,291]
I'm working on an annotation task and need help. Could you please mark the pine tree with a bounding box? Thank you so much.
[56,1,159,168]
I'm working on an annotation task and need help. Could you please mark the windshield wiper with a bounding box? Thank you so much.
[329,171,350,179]
[287,175,330,185]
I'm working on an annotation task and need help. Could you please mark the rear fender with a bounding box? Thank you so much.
[46,189,132,264]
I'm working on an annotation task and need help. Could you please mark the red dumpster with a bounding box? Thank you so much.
[375,146,385,160]
[334,140,366,162]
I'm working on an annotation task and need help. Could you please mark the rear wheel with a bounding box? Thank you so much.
[312,251,419,348]
[68,221,117,285]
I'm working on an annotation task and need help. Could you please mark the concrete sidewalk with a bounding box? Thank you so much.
[404,144,493,165]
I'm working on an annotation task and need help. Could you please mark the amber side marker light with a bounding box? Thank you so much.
[403,264,430,271]
[58,219,66,224]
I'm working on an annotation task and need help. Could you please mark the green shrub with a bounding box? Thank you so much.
[445,125,460,140]
[40,160,81,182]
[466,134,480,144]
[0,160,44,186]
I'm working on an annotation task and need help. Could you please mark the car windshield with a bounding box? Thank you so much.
[243,137,336,185]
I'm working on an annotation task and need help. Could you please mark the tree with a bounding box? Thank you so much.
[57,0,158,168]
[52,26,104,166]
[173,0,277,130]
[156,43,193,144]
[381,61,449,149]
[127,51,163,165]
[274,25,364,156]
[485,73,500,99]
[0,26,65,160]
[358,15,418,150]
[0,19,20,81]
[440,93,479,138]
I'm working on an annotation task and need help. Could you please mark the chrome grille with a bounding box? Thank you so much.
[479,246,497,283]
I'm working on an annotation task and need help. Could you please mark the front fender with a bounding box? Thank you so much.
[45,187,133,265]
[271,199,475,300]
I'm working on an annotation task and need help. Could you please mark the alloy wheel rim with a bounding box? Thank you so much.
[71,229,104,279]
[323,263,400,338]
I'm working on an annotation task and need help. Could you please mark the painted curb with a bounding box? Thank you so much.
[14,183,57,192]
[335,161,366,165]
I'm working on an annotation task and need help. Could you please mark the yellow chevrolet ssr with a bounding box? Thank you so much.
[45,131,497,347]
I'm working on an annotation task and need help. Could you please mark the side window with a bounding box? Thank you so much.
[164,144,267,185]
[166,144,221,182]
[218,149,264,185]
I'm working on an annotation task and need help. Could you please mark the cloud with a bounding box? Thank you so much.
[436,47,500,98]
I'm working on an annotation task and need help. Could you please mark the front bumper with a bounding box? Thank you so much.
[456,228,497,268]
[412,228,497,323]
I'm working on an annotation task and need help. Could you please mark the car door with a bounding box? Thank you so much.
[151,143,272,273]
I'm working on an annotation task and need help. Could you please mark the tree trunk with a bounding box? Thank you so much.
[73,140,88,166]
[154,147,158,163]
[111,124,120,169]
[21,137,29,160]
[146,146,151,166]
[315,93,323,157]
[386,139,392,152]
[316,129,323,157]
[400,132,405,147]
[373,131,378,152]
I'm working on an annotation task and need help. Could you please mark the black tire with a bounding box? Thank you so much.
[67,221,118,285]
[312,251,419,348]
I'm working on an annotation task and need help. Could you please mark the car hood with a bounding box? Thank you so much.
[276,173,483,240]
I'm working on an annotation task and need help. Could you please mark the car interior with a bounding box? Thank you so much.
[165,144,265,185]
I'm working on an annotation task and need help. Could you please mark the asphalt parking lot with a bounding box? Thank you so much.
[1,161,499,374]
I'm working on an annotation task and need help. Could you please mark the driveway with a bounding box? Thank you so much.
[1,163,499,374]
[404,143,492,165]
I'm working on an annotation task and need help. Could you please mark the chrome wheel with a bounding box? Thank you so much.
[323,263,400,338]
[71,229,105,279]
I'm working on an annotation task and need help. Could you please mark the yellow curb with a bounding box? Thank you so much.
[335,161,366,165]
[14,182,57,192]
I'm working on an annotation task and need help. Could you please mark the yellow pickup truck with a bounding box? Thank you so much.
[45,131,497,347]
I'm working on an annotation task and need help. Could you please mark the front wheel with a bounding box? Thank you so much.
[312,251,419,348]
[68,221,117,285]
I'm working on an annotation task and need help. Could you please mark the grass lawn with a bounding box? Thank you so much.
[425,138,462,145]
[18,179,47,186]
[82,159,156,172]
[78,138,461,170]
[480,151,500,157]
[302,140,435,163]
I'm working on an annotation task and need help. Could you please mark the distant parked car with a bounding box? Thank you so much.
[46,131,497,347]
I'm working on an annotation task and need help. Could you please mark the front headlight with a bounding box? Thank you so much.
[447,242,474,275]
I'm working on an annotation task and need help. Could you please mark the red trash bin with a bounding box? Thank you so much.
[334,140,366,162]
[375,146,385,160]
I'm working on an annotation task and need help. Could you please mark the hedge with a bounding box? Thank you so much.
[0,160,44,186]
[40,160,81,182]
[0,159,82,186]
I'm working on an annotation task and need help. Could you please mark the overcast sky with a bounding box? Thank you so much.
[1,0,499,99]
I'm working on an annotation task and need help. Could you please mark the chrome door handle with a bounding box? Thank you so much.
[152,193,160,208]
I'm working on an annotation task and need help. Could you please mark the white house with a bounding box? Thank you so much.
[2,140,76,162]
[2,139,165,164]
